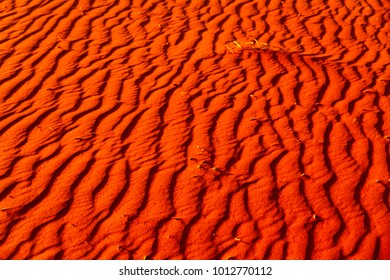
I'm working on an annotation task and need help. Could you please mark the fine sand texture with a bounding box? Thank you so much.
[0,0,389,259]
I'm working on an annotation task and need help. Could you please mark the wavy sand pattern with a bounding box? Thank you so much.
[0,0,389,259]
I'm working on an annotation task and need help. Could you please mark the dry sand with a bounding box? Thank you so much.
[0,0,389,259]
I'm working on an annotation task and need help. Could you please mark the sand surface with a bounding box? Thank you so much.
[0,0,389,259]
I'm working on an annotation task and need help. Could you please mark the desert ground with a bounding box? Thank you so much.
[0,0,389,259]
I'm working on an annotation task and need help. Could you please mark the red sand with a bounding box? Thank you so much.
[0,0,389,260]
